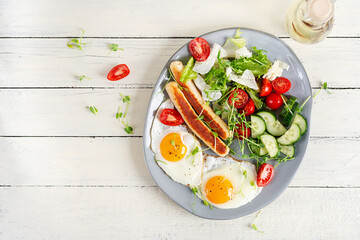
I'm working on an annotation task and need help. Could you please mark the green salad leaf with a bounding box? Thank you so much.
[230,47,271,77]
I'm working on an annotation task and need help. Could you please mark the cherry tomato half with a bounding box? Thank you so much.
[272,77,291,94]
[240,99,255,116]
[235,123,251,140]
[257,163,274,187]
[188,38,211,62]
[159,109,184,126]
[266,92,283,110]
[228,89,249,109]
[259,78,272,97]
[107,64,130,81]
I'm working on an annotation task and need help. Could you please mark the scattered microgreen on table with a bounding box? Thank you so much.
[108,43,124,54]
[76,74,91,81]
[67,28,88,50]
[86,106,98,115]
[117,93,134,134]
[313,82,332,98]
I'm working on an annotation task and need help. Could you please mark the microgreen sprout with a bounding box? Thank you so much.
[296,96,311,113]
[108,43,124,54]
[313,82,332,98]
[86,106,98,115]
[117,92,134,134]
[77,74,91,81]
[281,94,293,115]
[251,211,263,233]
[157,68,174,96]
[67,28,88,50]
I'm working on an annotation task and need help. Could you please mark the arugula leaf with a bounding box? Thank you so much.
[108,43,124,54]
[246,87,263,109]
[86,106,98,115]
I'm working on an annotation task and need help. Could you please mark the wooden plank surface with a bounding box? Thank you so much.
[0,187,359,240]
[1,38,359,88]
[0,88,358,137]
[0,0,358,38]
[1,0,359,238]
[0,137,358,187]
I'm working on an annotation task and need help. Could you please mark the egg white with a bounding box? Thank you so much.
[195,155,262,209]
[150,99,203,186]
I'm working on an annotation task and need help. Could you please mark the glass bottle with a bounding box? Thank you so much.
[285,0,335,44]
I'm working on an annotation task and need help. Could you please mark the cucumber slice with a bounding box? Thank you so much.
[260,134,279,158]
[257,111,276,123]
[249,143,260,155]
[259,146,268,156]
[292,114,307,135]
[257,111,286,136]
[251,115,266,138]
[277,124,301,146]
[279,145,295,158]
[250,142,268,156]
[266,120,287,136]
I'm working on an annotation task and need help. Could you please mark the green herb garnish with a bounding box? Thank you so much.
[108,43,124,54]
[67,28,87,50]
[77,74,91,81]
[117,93,134,134]
[251,211,263,233]
[86,106,98,115]
[313,82,332,98]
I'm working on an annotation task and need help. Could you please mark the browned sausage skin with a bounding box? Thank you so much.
[166,82,229,157]
[169,61,230,140]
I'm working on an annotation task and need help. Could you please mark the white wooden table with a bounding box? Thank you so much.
[0,0,359,239]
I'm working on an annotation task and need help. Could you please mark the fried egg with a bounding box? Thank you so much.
[195,155,262,209]
[151,99,203,186]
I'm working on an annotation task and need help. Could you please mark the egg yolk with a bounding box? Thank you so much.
[204,176,234,204]
[160,133,187,162]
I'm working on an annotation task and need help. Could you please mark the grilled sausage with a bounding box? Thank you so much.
[166,81,229,157]
[170,61,230,140]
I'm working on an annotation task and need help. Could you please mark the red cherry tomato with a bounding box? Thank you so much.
[266,92,283,110]
[240,99,255,116]
[228,89,249,109]
[107,64,130,81]
[235,123,251,140]
[257,163,274,187]
[159,109,184,126]
[188,38,211,62]
[272,77,292,94]
[259,78,272,97]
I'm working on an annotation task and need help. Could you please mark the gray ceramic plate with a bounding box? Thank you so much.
[143,28,312,220]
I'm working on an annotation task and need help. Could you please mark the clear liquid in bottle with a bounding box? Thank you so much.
[285,0,335,44]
